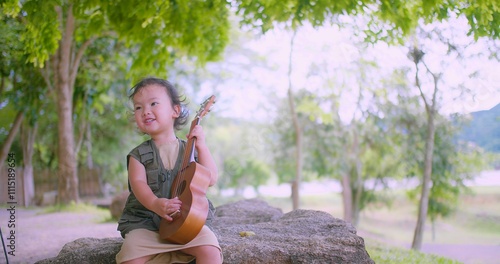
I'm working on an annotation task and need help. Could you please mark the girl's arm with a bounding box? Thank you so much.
[128,157,181,221]
[188,125,218,186]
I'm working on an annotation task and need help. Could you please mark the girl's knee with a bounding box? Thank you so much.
[182,246,222,263]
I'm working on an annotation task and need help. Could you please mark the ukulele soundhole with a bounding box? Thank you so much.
[176,180,187,195]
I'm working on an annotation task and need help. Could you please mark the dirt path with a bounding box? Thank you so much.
[421,244,500,264]
[0,208,121,264]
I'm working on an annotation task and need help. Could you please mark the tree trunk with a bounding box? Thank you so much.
[352,129,363,227]
[432,219,436,241]
[21,121,38,206]
[0,111,24,169]
[287,30,302,210]
[55,5,79,204]
[410,45,439,250]
[288,87,303,210]
[411,108,436,250]
[341,173,353,223]
[86,122,93,169]
[56,79,79,203]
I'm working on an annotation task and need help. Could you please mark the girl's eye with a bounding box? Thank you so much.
[134,106,142,111]
[151,102,159,106]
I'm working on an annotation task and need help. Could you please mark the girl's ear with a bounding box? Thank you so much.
[173,105,181,118]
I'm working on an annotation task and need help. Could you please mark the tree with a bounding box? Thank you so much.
[2,0,230,204]
[407,43,440,250]
[0,15,25,170]
[0,14,48,207]
[285,30,304,210]
[406,16,499,248]
[411,115,486,241]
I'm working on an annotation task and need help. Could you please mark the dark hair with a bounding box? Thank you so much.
[129,77,189,130]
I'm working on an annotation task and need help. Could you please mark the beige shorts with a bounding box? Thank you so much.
[116,226,221,263]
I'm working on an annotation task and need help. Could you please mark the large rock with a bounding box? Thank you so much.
[36,199,374,264]
[36,237,123,264]
[109,191,129,220]
[213,199,373,264]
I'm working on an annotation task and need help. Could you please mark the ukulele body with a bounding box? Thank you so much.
[159,161,211,244]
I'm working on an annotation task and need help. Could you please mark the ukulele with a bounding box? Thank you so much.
[159,95,216,244]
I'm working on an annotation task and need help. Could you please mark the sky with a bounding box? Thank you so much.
[196,19,500,122]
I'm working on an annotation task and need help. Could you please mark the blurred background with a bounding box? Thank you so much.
[1,1,499,263]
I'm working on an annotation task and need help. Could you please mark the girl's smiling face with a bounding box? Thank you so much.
[132,84,180,137]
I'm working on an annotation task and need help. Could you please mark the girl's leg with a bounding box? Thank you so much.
[181,245,222,264]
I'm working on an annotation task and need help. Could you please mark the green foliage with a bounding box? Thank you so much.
[0,14,47,111]
[43,201,100,213]
[0,14,22,77]
[459,0,500,39]
[236,0,500,43]
[270,90,322,183]
[0,104,23,160]
[103,0,231,78]
[209,118,273,192]
[4,0,61,67]
[31,100,59,169]
[3,0,232,77]
[224,157,271,192]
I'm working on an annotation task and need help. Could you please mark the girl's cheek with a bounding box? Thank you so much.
[134,113,142,124]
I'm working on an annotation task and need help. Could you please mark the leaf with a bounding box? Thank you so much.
[239,231,256,237]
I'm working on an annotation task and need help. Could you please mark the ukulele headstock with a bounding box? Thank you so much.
[196,95,216,119]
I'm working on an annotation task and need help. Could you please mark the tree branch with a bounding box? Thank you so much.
[70,37,96,90]
[0,111,25,169]
[421,59,441,114]
[57,3,75,93]
[40,60,54,91]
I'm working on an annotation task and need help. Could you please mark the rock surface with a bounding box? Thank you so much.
[109,191,129,220]
[36,199,374,264]
[35,237,123,264]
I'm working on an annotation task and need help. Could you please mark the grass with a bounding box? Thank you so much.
[458,186,500,236]
[366,239,462,264]
[41,201,114,223]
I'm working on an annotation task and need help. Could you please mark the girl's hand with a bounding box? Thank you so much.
[187,125,207,148]
[186,124,218,186]
[152,197,182,221]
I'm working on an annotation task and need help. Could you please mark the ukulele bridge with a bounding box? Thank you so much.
[169,210,181,218]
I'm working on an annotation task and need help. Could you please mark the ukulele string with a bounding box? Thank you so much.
[174,115,199,198]
[173,96,211,198]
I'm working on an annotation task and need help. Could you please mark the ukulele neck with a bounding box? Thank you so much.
[185,117,200,165]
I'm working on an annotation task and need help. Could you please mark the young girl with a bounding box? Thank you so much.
[116,77,222,264]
